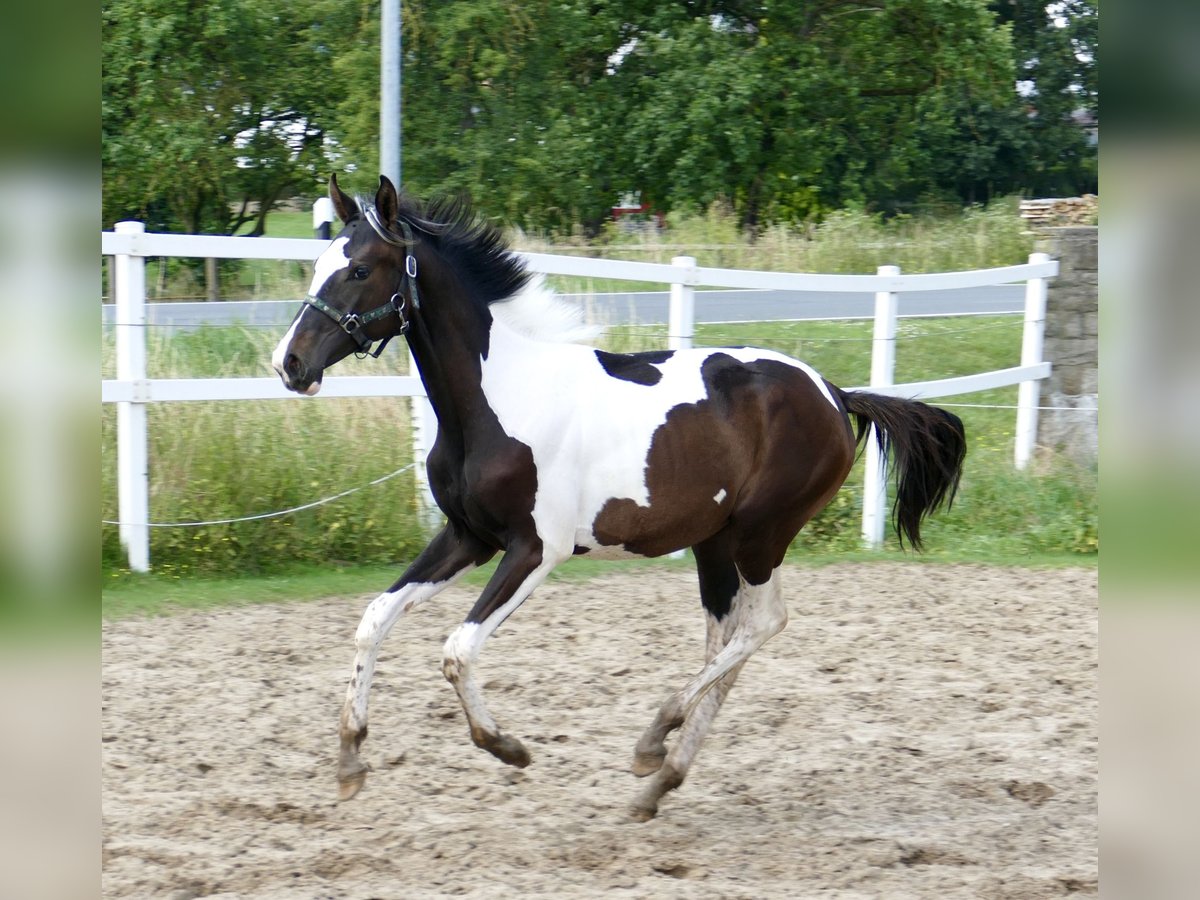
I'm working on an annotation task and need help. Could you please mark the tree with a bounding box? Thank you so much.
[103,0,1098,236]
[102,0,354,233]
[600,0,1027,222]
[989,0,1098,196]
[322,0,1033,230]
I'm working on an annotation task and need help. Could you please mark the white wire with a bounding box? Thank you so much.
[936,402,1098,412]
[102,462,418,528]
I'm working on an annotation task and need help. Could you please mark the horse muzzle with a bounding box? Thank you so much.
[274,352,323,396]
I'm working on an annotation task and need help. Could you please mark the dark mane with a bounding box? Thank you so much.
[357,193,532,306]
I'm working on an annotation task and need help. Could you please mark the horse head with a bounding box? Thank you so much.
[272,174,417,395]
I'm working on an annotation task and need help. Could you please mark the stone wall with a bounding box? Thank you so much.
[1038,226,1098,464]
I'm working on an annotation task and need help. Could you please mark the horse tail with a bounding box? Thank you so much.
[835,389,967,550]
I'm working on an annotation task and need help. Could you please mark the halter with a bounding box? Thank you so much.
[303,214,422,359]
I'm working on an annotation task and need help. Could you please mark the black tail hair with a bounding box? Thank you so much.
[837,389,967,550]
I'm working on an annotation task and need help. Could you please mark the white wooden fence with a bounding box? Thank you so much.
[102,222,1056,571]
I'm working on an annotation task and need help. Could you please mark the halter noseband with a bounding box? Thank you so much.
[303,214,422,359]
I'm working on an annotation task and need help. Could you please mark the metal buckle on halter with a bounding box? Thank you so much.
[340,312,363,334]
[389,292,409,337]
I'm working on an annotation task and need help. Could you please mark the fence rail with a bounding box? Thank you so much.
[102,223,1056,571]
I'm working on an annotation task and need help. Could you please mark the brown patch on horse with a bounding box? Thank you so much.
[591,355,855,578]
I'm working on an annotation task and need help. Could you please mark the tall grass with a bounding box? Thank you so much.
[516,196,1033,295]
[101,328,426,576]
[101,312,1097,576]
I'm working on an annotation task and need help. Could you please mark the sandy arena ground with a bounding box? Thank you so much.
[102,563,1096,899]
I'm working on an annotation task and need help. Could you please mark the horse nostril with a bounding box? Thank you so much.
[284,353,303,378]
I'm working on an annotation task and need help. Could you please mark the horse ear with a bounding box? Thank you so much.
[329,173,357,223]
[375,175,399,227]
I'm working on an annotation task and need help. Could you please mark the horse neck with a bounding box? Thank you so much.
[402,266,506,444]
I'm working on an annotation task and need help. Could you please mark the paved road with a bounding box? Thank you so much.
[101,285,1023,332]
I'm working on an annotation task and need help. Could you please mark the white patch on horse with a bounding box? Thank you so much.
[713,488,727,504]
[270,312,305,375]
[309,236,353,297]
[490,275,601,345]
[479,309,842,558]
[480,324,707,557]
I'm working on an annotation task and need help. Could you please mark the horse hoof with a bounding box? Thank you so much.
[631,750,666,777]
[337,763,369,801]
[628,801,658,822]
[493,734,532,768]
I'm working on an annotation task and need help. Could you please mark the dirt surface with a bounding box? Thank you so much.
[102,563,1097,899]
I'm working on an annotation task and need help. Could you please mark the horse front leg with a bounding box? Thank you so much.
[441,543,558,768]
[338,525,494,800]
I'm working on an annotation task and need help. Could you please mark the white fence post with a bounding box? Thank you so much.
[113,221,150,572]
[408,346,440,530]
[862,265,900,549]
[1014,252,1050,469]
[668,256,696,350]
[666,255,696,560]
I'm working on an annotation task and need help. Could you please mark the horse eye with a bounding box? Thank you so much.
[353,266,370,280]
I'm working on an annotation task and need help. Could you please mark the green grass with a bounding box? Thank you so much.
[245,209,314,239]
[101,542,1094,620]
[101,555,696,618]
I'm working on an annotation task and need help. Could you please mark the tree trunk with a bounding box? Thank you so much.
[205,257,219,301]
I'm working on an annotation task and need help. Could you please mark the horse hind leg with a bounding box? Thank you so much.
[632,535,740,776]
[631,566,786,821]
[338,526,493,801]
[631,611,732,776]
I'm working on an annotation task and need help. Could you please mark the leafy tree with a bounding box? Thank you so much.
[102,0,1099,235]
[594,0,1028,223]
[989,0,1098,195]
[102,0,354,233]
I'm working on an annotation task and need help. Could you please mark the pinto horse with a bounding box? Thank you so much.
[272,175,966,820]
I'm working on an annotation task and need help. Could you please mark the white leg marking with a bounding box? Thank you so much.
[344,570,476,735]
[675,570,786,717]
[442,559,559,743]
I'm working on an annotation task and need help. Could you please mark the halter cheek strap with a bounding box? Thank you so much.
[303,218,421,359]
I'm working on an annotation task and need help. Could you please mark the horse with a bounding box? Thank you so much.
[272,174,966,820]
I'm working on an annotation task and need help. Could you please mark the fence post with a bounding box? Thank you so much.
[668,256,696,350]
[1014,252,1050,469]
[114,221,150,572]
[313,197,335,240]
[408,346,440,531]
[862,265,900,549]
